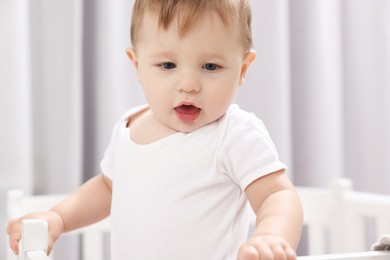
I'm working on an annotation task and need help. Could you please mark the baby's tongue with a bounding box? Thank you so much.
[175,105,201,122]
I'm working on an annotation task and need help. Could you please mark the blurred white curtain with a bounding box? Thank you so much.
[238,0,390,193]
[28,2,84,258]
[0,0,140,259]
[289,0,345,187]
[1,0,33,257]
[1,0,390,259]
[288,0,390,193]
[341,0,390,193]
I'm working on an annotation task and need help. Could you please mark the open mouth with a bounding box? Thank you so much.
[174,104,201,123]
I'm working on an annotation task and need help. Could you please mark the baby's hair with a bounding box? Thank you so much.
[130,0,253,51]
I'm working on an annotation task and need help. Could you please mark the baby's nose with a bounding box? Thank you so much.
[176,72,201,93]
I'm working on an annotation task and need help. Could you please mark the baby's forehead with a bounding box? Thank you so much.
[133,10,244,58]
[148,9,234,37]
[133,2,238,39]
[140,12,236,43]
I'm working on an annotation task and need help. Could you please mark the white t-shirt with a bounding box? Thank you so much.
[100,104,286,260]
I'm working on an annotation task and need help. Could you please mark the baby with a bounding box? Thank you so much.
[8,0,303,259]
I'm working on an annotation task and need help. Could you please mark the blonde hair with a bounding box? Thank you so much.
[130,0,253,51]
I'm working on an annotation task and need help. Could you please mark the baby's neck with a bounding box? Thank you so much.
[128,108,178,144]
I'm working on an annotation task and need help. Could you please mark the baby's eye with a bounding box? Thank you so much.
[202,63,219,71]
[160,62,176,70]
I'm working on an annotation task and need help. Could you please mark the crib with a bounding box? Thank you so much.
[16,219,49,260]
[16,219,390,260]
[6,178,390,259]
[6,191,110,260]
[296,178,390,255]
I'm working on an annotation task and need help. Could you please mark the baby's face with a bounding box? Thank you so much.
[129,10,255,133]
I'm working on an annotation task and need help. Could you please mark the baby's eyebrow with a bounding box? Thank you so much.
[148,51,228,62]
[201,53,226,61]
[149,51,176,59]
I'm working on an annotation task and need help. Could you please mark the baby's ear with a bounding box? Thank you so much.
[126,47,138,70]
[239,50,256,86]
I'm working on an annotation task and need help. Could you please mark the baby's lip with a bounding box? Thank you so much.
[174,103,201,123]
[175,102,198,108]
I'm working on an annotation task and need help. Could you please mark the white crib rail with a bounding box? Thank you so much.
[297,178,390,255]
[9,179,390,259]
[6,190,110,260]
[19,219,49,260]
[25,252,49,260]
[18,219,390,260]
[297,251,390,260]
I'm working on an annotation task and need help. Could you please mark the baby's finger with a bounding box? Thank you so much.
[237,244,258,260]
[47,245,53,256]
[7,218,22,255]
[8,226,21,255]
[6,218,18,235]
[270,244,288,260]
[9,235,20,255]
[285,247,297,260]
[254,243,274,259]
[47,236,56,256]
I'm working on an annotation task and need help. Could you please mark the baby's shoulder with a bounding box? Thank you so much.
[220,104,267,134]
[118,105,149,124]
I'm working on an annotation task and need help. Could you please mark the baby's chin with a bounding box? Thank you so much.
[171,118,220,134]
[170,122,204,134]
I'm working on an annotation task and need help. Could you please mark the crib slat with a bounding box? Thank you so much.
[298,251,390,259]
[26,251,49,260]
[307,225,326,255]
[375,219,390,238]
[83,232,104,260]
[20,220,49,260]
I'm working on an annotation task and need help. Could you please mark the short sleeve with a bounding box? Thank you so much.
[100,120,121,180]
[218,106,286,190]
[100,104,148,180]
[99,105,147,180]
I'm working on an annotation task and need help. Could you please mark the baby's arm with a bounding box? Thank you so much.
[7,174,112,255]
[238,170,303,260]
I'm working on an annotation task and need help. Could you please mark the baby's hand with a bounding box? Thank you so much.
[237,235,297,260]
[7,211,65,255]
